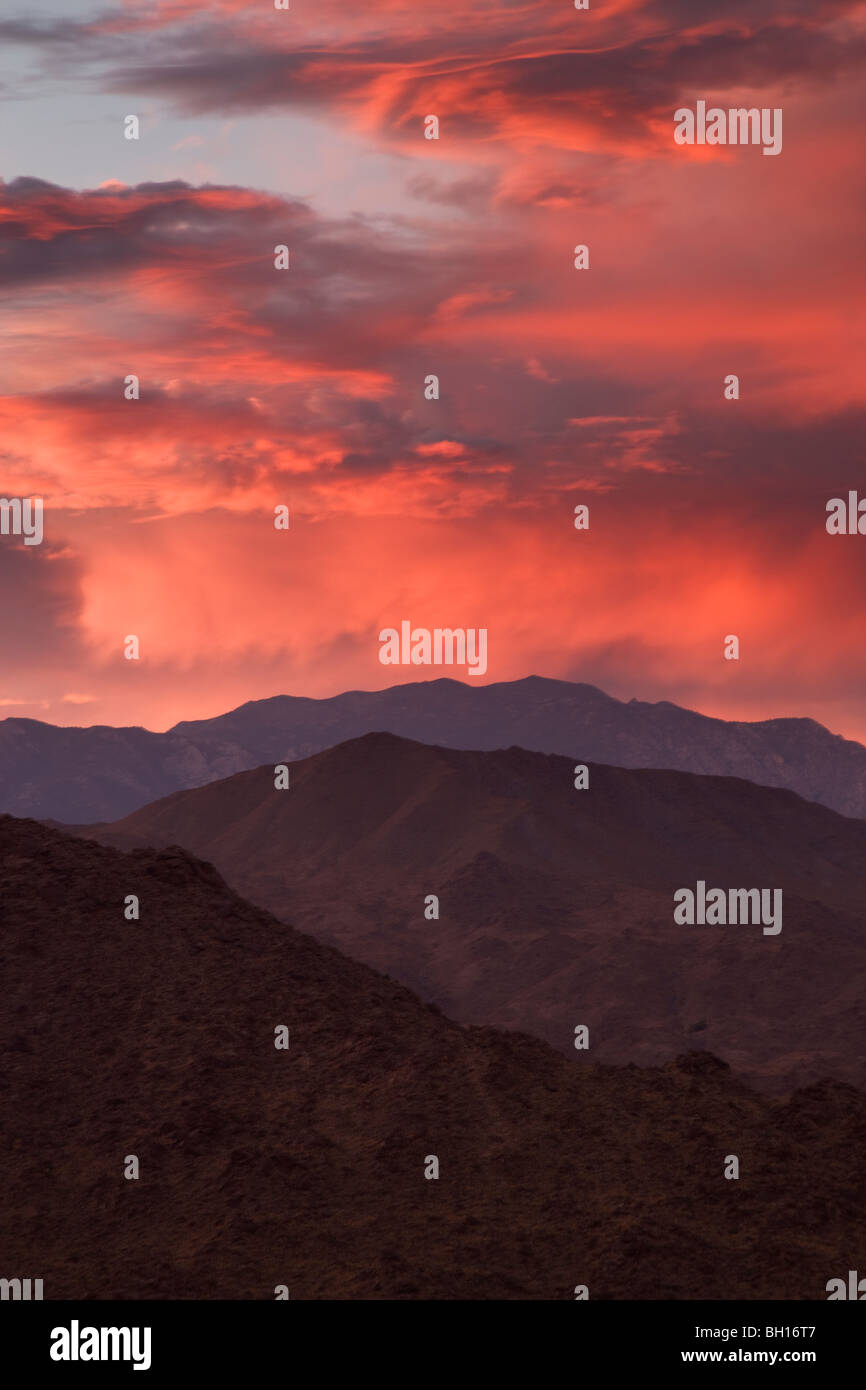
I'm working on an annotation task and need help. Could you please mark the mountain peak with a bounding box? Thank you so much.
[2,674,864,824]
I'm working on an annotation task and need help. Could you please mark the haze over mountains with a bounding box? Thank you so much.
[4,676,866,824]
[3,814,865,1300]
[73,734,866,1094]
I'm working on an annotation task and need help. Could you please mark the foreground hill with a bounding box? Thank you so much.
[73,734,866,1093]
[2,814,865,1300]
[3,675,866,822]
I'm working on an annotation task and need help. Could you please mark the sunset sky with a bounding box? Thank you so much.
[1,0,864,737]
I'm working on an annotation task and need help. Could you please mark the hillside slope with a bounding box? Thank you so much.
[72,735,866,1093]
[2,814,865,1300]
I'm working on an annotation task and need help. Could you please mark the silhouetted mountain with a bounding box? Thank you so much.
[73,734,866,1093]
[3,676,866,822]
[2,813,865,1300]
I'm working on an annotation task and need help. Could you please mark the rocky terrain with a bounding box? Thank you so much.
[69,734,866,1093]
[2,814,865,1300]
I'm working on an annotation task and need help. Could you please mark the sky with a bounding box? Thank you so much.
[0,0,864,737]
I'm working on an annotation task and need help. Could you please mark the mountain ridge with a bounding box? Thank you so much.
[68,733,866,1093]
[3,674,866,823]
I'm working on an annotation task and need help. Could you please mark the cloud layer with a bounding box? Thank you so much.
[0,0,864,736]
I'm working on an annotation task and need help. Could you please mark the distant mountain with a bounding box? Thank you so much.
[3,812,865,1300]
[3,675,866,823]
[72,734,866,1093]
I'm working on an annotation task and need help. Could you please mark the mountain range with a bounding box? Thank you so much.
[70,733,866,1093]
[3,813,865,1300]
[4,675,866,823]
